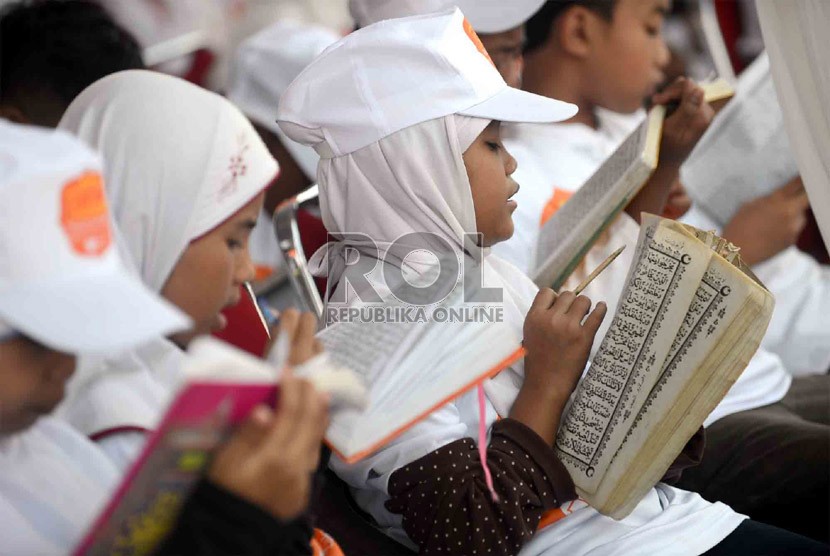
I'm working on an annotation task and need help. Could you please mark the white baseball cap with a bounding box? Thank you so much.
[349,0,547,33]
[0,121,190,353]
[228,20,340,181]
[277,8,576,158]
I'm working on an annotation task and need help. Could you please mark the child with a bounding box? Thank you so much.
[0,0,143,128]
[228,19,339,280]
[276,10,825,555]
[0,120,330,554]
[498,0,829,541]
[349,0,547,88]
[54,69,280,470]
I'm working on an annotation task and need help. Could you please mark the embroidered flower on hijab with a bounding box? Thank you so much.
[217,133,250,202]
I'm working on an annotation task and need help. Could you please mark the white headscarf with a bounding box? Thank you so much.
[56,70,279,458]
[307,115,537,415]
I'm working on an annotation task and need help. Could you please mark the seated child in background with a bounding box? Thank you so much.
[0,121,330,555]
[0,0,143,128]
[496,0,829,541]
[227,19,339,280]
[275,10,826,555]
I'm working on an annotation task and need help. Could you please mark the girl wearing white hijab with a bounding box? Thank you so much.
[54,69,278,469]
[0,120,332,556]
[276,11,827,556]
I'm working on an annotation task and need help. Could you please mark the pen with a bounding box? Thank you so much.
[572,246,626,296]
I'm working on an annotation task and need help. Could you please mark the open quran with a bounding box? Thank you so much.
[554,214,774,519]
[532,79,734,290]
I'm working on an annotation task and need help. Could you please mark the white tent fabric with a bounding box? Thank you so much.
[756,0,830,249]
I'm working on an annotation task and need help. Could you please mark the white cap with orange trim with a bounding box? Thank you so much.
[277,8,576,158]
[0,121,190,353]
[349,0,547,33]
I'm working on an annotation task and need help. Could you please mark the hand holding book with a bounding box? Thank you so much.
[74,310,354,556]
[721,175,809,265]
[651,77,716,165]
[209,309,330,521]
[208,367,329,521]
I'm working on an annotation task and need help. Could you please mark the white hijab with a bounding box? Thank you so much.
[307,115,538,415]
[56,70,279,445]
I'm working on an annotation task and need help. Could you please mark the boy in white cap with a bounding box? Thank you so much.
[500,0,829,542]
[228,20,340,280]
[0,120,335,555]
[276,10,825,555]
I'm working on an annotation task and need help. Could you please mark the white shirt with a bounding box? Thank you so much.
[0,417,118,555]
[682,205,830,376]
[494,111,791,427]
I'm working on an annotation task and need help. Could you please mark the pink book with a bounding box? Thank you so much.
[73,358,278,555]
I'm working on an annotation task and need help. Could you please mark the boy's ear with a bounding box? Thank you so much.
[557,6,600,59]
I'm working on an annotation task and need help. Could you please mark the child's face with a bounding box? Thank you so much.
[161,192,264,347]
[463,121,519,247]
[0,336,76,433]
[586,0,671,113]
[480,25,526,89]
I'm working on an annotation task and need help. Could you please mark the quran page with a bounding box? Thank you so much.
[531,107,664,290]
[595,220,769,516]
[319,260,524,463]
[554,218,713,494]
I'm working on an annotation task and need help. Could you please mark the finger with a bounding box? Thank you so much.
[530,288,557,312]
[551,291,576,315]
[232,404,274,448]
[300,399,330,452]
[778,176,805,197]
[289,312,320,365]
[652,76,687,104]
[272,381,325,467]
[790,189,811,212]
[265,308,300,356]
[311,338,324,356]
[279,308,301,339]
[566,294,593,318]
[274,373,303,430]
[667,81,704,122]
[681,82,704,112]
[583,302,608,335]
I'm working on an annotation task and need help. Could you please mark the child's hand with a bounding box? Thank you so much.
[208,371,330,520]
[522,289,607,402]
[652,77,714,165]
[266,309,323,366]
[662,180,693,220]
[722,176,810,265]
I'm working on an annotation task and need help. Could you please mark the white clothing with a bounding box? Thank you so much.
[683,204,830,377]
[0,417,119,555]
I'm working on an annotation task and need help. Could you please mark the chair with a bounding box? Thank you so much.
[273,185,326,319]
